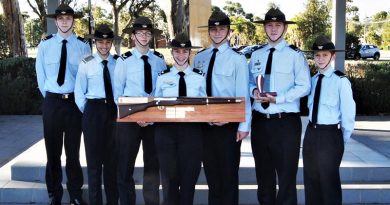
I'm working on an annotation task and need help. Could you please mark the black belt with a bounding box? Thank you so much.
[87,98,115,104]
[253,111,299,119]
[46,92,74,100]
[308,122,340,129]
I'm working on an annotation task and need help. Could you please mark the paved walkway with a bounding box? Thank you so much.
[0,115,389,205]
[1,115,389,167]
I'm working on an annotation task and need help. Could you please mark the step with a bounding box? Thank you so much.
[11,162,390,184]
[1,181,390,204]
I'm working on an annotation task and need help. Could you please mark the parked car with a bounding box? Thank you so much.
[346,44,380,60]
[240,44,264,58]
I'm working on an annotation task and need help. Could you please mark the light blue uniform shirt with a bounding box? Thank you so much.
[113,49,166,102]
[193,43,251,132]
[35,33,91,97]
[249,40,311,114]
[308,67,356,143]
[74,53,117,112]
[155,66,206,97]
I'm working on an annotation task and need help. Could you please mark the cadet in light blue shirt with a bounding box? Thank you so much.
[155,66,206,97]
[36,26,90,97]
[192,11,250,205]
[303,35,355,205]
[34,4,90,205]
[114,48,166,99]
[75,53,117,112]
[74,24,120,205]
[249,8,311,205]
[154,33,206,205]
[113,16,164,205]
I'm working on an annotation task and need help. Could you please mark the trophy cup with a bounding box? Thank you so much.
[256,75,277,97]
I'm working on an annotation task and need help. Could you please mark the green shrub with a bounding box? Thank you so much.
[0,57,388,116]
[0,57,42,114]
[346,62,390,115]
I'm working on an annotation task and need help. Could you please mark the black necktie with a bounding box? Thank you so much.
[311,74,324,125]
[206,48,218,96]
[141,55,152,94]
[178,71,187,97]
[261,47,276,109]
[102,60,114,103]
[57,39,67,86]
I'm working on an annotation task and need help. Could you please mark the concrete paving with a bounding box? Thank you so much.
[0,115,389,204]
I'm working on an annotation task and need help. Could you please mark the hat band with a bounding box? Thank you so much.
[264,14,286,22]
[171,39,192,48]
[133,23,153,30]
[208,18,230,27]
[55,9,75,15]
[95,30,114,39]
[312,42,336,51]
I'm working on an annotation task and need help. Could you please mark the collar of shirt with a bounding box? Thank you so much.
[210,42,229,54]
[54,32,76,45]
[265,39,287,52]
[171,65,192,76]
[132,48,151,59]
[93,53,114,63]
[316,66,335,79]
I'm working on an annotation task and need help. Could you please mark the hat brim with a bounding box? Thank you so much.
[85,34,122,41]
[122,27,158,34]
[46,13,83,19]
[170,45,203,49]
[253,20,296,24]
[303,49,345,52]
[197,23,238,29]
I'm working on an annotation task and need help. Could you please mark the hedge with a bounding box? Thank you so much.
[0,57,389,115]
[0,57,42,114]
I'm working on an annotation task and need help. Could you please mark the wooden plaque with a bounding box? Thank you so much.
[117,97,245,122]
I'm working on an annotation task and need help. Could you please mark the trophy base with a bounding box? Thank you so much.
[259,92,277,97]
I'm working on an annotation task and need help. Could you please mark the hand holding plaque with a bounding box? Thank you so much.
[256,75,277,97]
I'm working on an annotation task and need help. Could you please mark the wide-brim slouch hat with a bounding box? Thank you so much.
[170,33,201,49]
[198,11,237,28]
[254,8,295,24]
[46,4,83,19]
[123,16,158,34]
[306,35,344,52]
[85,24,121,41]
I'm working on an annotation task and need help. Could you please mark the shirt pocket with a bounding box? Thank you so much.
[274,66,294,90]
[69,51,85,76]
[250,66,263,81]
[125,67,143,87]
[87,71,102,91]
[321,94,338,107]
[160,82,177,97]
[44,55,60,76]
[214,66,234,77]
[319,93,338,119]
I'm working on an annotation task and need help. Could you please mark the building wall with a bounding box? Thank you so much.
[189,0,211,48]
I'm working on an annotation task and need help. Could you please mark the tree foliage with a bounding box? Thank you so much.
[73,5,112,37]
[24,18,44,47]
[223,1,245,17]
[295,0,331,49]
[0,15,10,59]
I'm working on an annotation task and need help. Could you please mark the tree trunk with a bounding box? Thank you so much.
[167,0,189,38]
[2,0,27,57]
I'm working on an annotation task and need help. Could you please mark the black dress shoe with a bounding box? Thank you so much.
[70,199,87,205]
[49,198,61,205]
